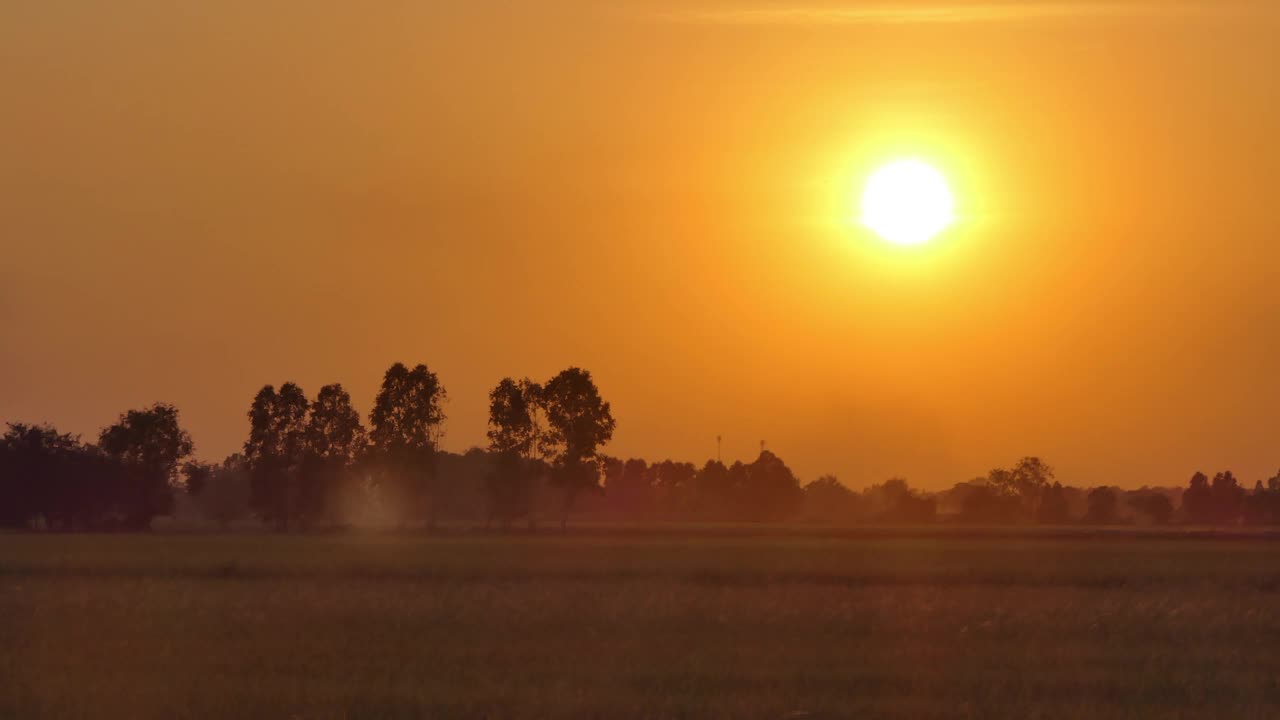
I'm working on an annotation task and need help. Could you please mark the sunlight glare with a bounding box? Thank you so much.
[860,159,956,246]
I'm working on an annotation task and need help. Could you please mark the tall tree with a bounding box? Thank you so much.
[1083,486,1120,525]
[1181,471,1213,524]
[1210,471,1245,526]
[485,377,541,529]
[988,457,1054,519]
[244,383,309,530]
[541,367,615,530]
[1263,472,1280,524]
[98,403,194,530]
[739,450,804,522]
[1243,473,1280,526]
[690,460,732,520]
[301,383,367,528]
[487,378,537,457]
[518,378,551,528]
[369,362,447,528]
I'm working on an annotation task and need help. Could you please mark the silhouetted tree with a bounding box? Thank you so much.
[1181,471,1213,524]
[1127,490,1174,526]
[868,477,937,524]
[541,367,615,530]
[1036,482,1072,524]
[485,377,541,529]
[1180,470,1245,526]
[986,457,1054,520]
[1243,472,1280,525]
[690,459,732,520]
[1082,486,1120,525]
[802,474,860,524]
[244,383,309,531]
[726,461,750,516]
[1210,471,1245,526]
[603,457,654,518]
[956,481,1022,524]
[650,459,697,518]
[300,383,366,528]
[739,450,803,522]
[98,403,193,530]
[65,444,123,529]
[1,424,67,528]
[182,460,214,497]
[0,423,115,530]
[369,362,447,529]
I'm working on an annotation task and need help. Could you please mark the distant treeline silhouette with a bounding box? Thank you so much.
[3,362,1280,531]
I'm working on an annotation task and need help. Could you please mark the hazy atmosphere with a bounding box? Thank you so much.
[5,0,1279,489]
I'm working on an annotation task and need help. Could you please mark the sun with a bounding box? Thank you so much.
[859,159,955,246]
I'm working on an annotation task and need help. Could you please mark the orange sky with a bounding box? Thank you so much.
[3,1,1279,490]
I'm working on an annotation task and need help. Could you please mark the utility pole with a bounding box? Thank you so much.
[716,435,722,464]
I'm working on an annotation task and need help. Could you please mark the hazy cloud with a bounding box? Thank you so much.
[660,2,1220,26]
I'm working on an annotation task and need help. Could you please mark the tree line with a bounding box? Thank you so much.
[801,459,1280,528]
[0,363,616,531]
[3,362,1280,531]
[0,405,191,530]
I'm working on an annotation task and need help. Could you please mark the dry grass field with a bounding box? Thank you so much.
[4,530,1280,718]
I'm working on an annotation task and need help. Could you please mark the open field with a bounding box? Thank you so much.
[4,530,1280,718]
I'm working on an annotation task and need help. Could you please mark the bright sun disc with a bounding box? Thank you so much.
[860,160,955,246]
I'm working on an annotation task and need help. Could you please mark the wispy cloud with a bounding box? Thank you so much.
[659,2,1215,26]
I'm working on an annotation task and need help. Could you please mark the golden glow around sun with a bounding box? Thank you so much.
[860,159,956,246]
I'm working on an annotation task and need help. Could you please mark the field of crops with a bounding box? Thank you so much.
[4,529,1280,718]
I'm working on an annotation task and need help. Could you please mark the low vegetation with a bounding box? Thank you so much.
[3,531,1280,718]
